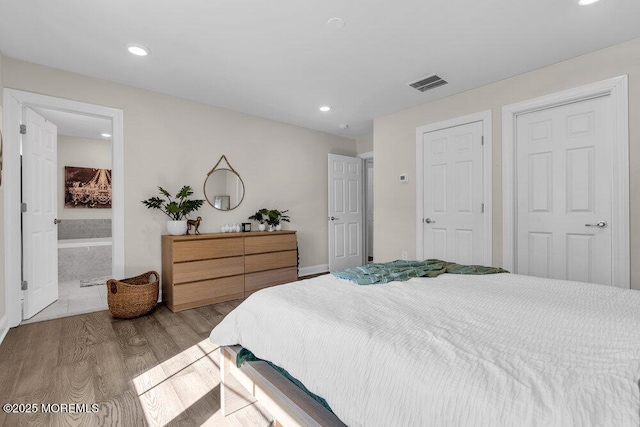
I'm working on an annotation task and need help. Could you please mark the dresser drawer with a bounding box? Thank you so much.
[245,250,297,274]
[172,275,244,311]
[244,234,297,255]
[173,237,243,262]
[174,256,244,283]
[245,267,298,296]
[162,232,298,313]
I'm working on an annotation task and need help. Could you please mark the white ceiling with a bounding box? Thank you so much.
[1,0,640,139]
[31,107,112,140]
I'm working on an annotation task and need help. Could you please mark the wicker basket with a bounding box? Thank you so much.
[107,271,159,319]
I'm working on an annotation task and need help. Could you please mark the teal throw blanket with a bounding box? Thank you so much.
[332,259,508,285]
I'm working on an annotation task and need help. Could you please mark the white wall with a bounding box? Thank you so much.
[2,57,356,279]
[373,37,640,290]
[0,50,6,334]
[58,135,112,220]
[357,132,373,154]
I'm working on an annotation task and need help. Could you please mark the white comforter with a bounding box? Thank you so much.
[209,273,640,426]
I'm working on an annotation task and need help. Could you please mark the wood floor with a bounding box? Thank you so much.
[0,301,275,427]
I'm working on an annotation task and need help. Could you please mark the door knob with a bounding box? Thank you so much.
[585,221,607,228]
[424,218,435,224]
[54,218,60,225]
[329,216,339,221]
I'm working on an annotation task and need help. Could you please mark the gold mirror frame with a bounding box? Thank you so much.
[204,155,245,211]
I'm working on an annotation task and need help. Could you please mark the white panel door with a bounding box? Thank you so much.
[516,96,612,285]
[328,154,363,271]
[22,107,59,319]
[422,121,484,264]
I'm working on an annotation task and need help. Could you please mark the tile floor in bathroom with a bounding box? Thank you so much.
[21,278,109,324]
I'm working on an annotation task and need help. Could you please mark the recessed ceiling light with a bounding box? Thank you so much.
[578,0,600,5]
[101,133,112,138]
[126,43,150,56]
[327,17,345,30]
[319,105,331,112]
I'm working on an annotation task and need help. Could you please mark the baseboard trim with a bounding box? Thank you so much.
[299,264,329,277]
[0,315,9,346]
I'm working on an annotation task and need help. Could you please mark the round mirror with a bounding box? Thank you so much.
[204,168,245,211]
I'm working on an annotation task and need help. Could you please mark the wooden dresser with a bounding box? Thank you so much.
[162,230,298,312]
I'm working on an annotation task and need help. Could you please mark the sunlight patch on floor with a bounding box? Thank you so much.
[134,339,223,426]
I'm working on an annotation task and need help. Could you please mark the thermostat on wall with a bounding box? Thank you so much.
[399,173,408,183]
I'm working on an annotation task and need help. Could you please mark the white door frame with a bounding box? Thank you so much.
[3,89,125,327]
[358,151,373,264]
[416,110,493,264]
[502,75,629,287]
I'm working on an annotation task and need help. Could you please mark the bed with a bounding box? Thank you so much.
[209,271,640,426]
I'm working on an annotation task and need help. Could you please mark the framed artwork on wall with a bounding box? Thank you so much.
[65,166,112,208]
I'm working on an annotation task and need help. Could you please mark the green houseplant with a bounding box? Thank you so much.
[266,209,290,231]
[249,208,290,231]
[142,186,204,235]
[248,208,269,231]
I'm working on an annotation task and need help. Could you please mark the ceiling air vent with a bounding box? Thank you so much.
[408,74,447,92]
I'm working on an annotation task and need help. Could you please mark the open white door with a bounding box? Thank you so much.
[22,107,59,319]
[328,154,363,271]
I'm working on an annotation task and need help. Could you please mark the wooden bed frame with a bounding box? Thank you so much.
[220,345,346,427]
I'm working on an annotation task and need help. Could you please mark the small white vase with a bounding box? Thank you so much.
[275,224,282,231]
[258,223,266,231]
[167,220,188,235]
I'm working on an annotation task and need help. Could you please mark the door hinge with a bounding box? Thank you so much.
[21,281,28,290]
[481,136,484,146]
[21,203,27,213]
[20,124,26,135]
[481,203,485,213]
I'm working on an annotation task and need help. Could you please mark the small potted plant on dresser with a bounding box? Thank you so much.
[267,209,290,231]
[142,186,204,235]
[249,208,290,232]
[248,209,269,231]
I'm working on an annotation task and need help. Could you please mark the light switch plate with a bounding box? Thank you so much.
[399,173,408,183]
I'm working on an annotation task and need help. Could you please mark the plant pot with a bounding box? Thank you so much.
[167,220,188,235]
[268,225,275,232]
[275,224,282,231]
[258,223,266,232]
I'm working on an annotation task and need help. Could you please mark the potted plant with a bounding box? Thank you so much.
[266,209,290,231]
[142,186,205,235]
[248,208,269,231]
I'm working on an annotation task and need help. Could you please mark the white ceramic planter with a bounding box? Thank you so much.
[275,224,282,231]
[167,220,188,235]
[258,223,266,231]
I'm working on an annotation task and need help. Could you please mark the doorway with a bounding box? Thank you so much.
[502,76,629,288]
[364,158,374,262]
[21,107,114,323]
[3,89,124,327]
